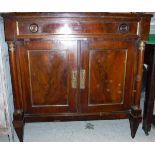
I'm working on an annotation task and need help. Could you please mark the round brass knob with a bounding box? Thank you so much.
[118,23,129,33]
[29,23,39,33]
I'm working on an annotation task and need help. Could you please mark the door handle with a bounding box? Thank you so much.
[71,70,77,89]
[80,69,86,89]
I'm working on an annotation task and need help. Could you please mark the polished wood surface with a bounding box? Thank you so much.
[3,13,152,141]
[16,20,138,36]
[80,39,135,113]
[17,40,78,113]
[3,12,151,40]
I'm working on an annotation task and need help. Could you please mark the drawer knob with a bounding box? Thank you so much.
[29,23,39,33]
[118,23,129,33]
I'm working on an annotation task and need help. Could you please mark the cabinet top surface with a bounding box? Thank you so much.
[2,12,153,18]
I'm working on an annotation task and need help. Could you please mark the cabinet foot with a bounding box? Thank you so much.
[145,131,149,136]
[13,110,25,142]
[129,106,142,138]
[142,120,151,135]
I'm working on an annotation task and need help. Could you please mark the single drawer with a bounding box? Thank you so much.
[16,19,138,36]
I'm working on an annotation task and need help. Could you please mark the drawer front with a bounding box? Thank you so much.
[17,19,138,36]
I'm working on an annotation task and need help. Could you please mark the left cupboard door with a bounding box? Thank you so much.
[17,40,78,114]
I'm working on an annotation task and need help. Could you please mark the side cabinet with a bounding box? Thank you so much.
[3,13,152,141]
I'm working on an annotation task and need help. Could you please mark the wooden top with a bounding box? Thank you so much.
[2,12,153,18]
[3,12,152,41]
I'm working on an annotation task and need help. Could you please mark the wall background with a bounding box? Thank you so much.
[0,16,14,141]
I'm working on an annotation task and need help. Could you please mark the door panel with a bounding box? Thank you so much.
[28,50,68,106]
[89,49,127,104]
[17,40,77,113]
[80,39,135,112]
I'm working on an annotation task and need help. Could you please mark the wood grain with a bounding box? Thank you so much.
[3,13,152,141]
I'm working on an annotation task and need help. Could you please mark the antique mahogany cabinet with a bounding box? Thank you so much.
[2,13,152,141]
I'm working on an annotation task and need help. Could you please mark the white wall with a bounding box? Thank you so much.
[0,16,14,140]
[150,13,155,34]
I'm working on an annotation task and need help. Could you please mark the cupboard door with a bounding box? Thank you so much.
[80,39,136,112]
[17,40,78,114]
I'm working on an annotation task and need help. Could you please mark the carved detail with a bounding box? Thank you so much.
[8,42,15,52]
[29,23,39,33]
[118,23,129,33]
[132,39,145,108]
[138,40,145,51]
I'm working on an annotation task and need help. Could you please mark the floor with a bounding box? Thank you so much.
[0,93,155,142]
[0,119,155,142]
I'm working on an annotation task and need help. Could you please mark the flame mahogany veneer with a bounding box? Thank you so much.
[3,13,152,141]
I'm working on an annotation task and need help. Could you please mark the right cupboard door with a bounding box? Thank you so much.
[80,39,136,113]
